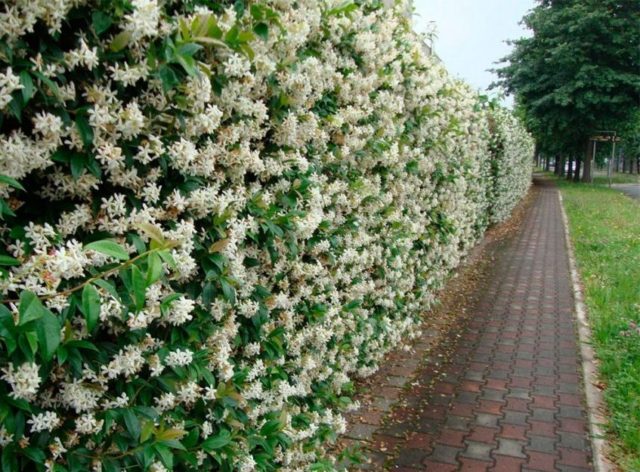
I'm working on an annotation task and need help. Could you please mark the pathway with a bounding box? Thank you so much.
[338,178,594,471]
[611,183,640,201]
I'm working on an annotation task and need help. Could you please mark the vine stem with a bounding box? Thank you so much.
[1,241,179,305]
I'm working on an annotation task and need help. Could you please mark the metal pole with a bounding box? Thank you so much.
[609,132,616,187]
[591,140,596,183]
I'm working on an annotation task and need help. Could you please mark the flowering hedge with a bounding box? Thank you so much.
[0,1,532,471]
[487,106,534,223]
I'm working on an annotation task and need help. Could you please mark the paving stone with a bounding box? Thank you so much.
[558,431,588,450]
[430,444,463,465]
[461,440,494,461]
[346,423,378,441]
[495,438,526,458]
[392,448,430,467]
[526,434,557,454]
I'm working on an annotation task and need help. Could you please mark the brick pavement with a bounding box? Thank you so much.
[338,178,593,471]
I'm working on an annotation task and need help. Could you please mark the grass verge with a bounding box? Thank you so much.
[554,176,640,470]
[591,172,640,185]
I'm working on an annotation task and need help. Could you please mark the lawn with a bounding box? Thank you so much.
[591,171,640,186]
[556,177,640,470]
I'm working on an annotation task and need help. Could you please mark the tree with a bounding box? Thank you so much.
[496,0,640,181]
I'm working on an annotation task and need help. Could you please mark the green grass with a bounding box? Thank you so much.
[554,176,640,470]
[591,172,640,185]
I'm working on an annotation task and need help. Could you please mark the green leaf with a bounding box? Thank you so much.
[93,279,120,300]
[92,11,113,35]
[140,420,155,443]
[19,72,35,103]
[36,310,61,362]
[131,265,146,311]
[0,175,24,191]
[136,222,165,248]
[75,115,94,149]
[326,2,358,17]
[22,446,46,464]
[0,255,19,266]
[201,429,231,451]
[146,252,163,285]
[177,42,203,57]
[32,71,62,101]
[2,445,17,472]
[253,22,269,41]
[110,30,132,52]
[84,240,129,261]
[19,291,44,325]
[158,250,177,270]
[157,65,179,92]
[153,444,173,469]
[70,153,86,179]
[122,409,141,442]
[25,331,38,356]
[81,284,101,332]
[220,278,236,304]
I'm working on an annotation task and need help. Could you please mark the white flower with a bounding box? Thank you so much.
[165,348,193,368]
[238,455,257,472]
[149,462,168,472]
[0,426,13,446]
[177,381,201,405]
[75,413,104,435]
[49,437,67,460]
[1,362,41,401]
[0,67,22,109]
[59,380,103,413]
[28,411,60,433]
[125,0,161,40]
[154,392,176,412]
[165,296,195,326]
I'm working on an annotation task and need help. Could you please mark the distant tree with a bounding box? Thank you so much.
[496,0,640,181]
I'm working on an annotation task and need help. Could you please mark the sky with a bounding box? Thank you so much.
[412,0,535,103]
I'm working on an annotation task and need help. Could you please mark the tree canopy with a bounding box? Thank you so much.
[496,0,640,179]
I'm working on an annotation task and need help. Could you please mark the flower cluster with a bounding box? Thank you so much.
[0,1,532,471]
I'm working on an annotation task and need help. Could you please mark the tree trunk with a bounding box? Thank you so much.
[566,155,573,180]
[559,156,566,176]
[574,156,582,182]
[582,140,593,182]
[544,155,551,171]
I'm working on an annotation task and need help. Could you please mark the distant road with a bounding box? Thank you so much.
[612,183,640,201]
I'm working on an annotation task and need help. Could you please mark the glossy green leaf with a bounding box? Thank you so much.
[131,265,146,311]
[36,309,61,362]
[0,255,20,266]
[19,291,44,325]
[122,409,141,442]
[84,240,129,261]
[92,11,113,35]
[146,252,163,285]
[110,30,132,52]
[254,22,269,41]
[81,284,101,332]
[201,429,231,451]
[19,72,35,103]
[0,174,24,191]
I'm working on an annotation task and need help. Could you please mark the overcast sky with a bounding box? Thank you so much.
[412,0,535,102]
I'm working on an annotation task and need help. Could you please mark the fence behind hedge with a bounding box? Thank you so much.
[0,1,532,471]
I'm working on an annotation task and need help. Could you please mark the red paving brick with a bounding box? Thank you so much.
[339,179,594,470]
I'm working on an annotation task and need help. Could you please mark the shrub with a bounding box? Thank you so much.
[487,105,534,223]
[0,1,532,470]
